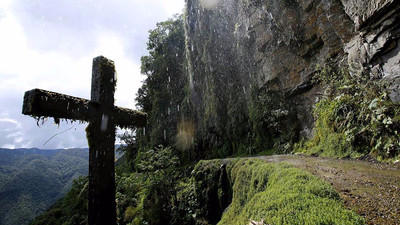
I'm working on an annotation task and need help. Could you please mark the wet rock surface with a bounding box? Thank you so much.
[341,0,395,29]
[185,0,400,144]
[343,0,400,102]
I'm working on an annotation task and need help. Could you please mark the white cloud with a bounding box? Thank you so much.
[0,118,20,127]
[0,0,185,149]
[6,131,23,141]
[2,144,16,149]
[160,0,185,16]
[9,0,185,59]
[0,13,92,97]
[90,32,143,109]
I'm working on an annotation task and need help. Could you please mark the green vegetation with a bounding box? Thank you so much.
[30,176,88,225]
[249,87,298,154]
[117,145,184,225]
[32,145,192,225]
[32,151,366,225]
[0,148,88,225]
[135,14,191,159]
[218,159,364,225]
[295,66,400,161]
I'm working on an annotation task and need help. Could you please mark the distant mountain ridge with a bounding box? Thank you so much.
[0,148,79,164]
[0,147,89,225]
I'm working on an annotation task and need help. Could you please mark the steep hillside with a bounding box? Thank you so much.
[0,148,88,225]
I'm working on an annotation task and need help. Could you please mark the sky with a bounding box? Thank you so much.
[0,0,185,149]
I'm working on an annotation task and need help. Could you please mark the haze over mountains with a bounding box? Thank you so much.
[0,148,88,225]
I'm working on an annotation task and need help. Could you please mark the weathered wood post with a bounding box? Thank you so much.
[22,56,147,225]
[87,56,117,225]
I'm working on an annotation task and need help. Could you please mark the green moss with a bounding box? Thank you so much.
[218,159,364,225]
[297,98,354,158]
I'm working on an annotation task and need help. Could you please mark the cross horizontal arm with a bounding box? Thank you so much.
[22,89,147,128]
[114,106,147,128]
[23,88,91,121]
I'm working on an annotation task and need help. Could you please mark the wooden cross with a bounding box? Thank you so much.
[22,56,147,225]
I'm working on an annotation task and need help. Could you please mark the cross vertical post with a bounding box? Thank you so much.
[87,56,117,225]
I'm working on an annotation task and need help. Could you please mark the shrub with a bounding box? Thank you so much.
[296,66,400,160]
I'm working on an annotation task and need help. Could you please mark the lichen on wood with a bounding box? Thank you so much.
[22,88,147,128]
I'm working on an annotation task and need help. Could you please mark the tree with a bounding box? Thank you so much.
[136,15,189,156]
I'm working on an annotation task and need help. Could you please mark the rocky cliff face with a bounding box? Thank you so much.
[343,0,400,101]
[184,0,400,153]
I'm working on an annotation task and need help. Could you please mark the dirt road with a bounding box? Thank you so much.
[246,155,400,225]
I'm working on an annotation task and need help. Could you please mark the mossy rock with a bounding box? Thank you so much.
[191,159,233,224]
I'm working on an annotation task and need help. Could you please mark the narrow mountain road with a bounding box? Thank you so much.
[226,155,400,225]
